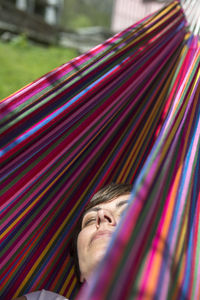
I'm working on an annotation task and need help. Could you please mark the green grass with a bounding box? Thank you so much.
[0,38,78,100]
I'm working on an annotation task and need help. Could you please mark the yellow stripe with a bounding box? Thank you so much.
[60,268,74,294]
[66,278,77,299]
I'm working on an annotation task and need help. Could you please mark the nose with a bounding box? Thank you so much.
[96,209,116,228]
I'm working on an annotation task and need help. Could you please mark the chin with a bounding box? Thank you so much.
[92,244,108,266]
[87,240,110,273]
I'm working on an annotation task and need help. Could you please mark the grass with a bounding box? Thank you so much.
[0,37,78,100]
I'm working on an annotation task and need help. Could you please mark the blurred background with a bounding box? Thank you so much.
[0,0,169,99]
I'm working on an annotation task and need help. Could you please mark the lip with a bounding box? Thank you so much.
[91,230,112,244]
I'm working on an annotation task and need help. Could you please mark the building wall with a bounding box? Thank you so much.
[14,0,63,25]
[111,0,169,32]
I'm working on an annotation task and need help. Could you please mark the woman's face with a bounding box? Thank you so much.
[77,194,130,282]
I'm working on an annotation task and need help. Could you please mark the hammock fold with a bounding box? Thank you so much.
[0,1,200,299]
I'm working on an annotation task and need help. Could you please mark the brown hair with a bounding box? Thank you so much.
[69,183,132,283]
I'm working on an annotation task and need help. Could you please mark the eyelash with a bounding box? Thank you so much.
[83,217,96,227]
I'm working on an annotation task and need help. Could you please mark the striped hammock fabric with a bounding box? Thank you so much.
[0,1,199,299]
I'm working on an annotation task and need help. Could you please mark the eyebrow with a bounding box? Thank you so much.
[116,200,129,208]
[83,200,129,217]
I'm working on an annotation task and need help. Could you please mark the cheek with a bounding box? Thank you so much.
[77,232,85,255]
[77,228,92,258]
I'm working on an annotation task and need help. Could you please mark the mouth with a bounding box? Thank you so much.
[91,230,112,244]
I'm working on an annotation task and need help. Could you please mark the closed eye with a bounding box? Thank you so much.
[83,217,96,228]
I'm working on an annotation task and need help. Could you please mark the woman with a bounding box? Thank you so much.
[15,183,131,300]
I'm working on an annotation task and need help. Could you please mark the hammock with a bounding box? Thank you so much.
[0,1,199,299]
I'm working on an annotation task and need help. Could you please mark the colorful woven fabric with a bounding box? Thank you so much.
[0,1,199,299]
